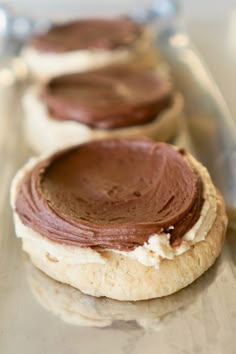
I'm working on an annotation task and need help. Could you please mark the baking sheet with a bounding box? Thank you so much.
[0,32,236,354]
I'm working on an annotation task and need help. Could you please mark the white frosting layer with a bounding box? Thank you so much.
[22,47,135,81]
[11,151,217,268]
[23,86,182,154]
[22,29,153,81]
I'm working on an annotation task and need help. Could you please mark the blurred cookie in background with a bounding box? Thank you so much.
[23,65,183,154]
[22,17,161,81]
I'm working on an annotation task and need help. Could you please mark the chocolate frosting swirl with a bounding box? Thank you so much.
[15,140,203,251]
[41,67,172,129]
[29,18,143,53]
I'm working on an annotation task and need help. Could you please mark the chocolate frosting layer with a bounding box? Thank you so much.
[41,67,172,129]
[15,139,203,251]
[29,18,143,53]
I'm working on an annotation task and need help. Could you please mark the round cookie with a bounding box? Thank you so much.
[11,140,227,301]
[23,67,183,154]
[22,18,157,81]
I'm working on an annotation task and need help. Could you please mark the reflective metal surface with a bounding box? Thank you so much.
[0,9,236,354]
[158,26,236,216]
